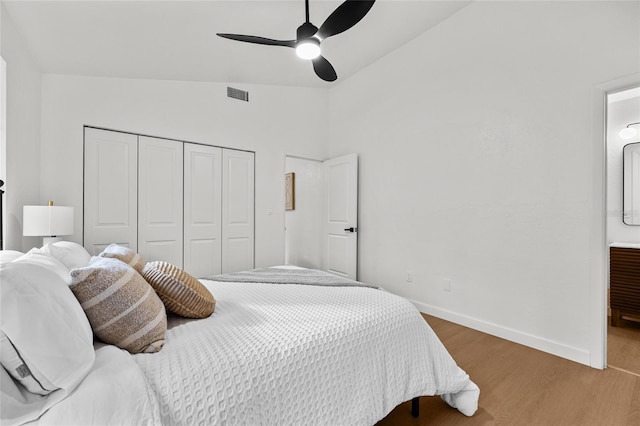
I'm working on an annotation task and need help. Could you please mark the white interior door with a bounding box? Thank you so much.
[138,136,183,267]
[222,149,254,273]
[184,143,222,277]
[84,128,138,255]
[324,153,358,279]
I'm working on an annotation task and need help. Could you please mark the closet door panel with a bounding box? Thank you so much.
[84,128,138,255]
[222,150,254,273]
[184,144,222,277]
[226,237,253,273]
[138,136,183,267]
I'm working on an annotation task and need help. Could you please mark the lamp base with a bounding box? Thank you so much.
[42,236,63,246]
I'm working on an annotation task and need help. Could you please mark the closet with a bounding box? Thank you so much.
[83,127,254,276]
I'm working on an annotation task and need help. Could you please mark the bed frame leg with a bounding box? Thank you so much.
[411,397,419,417]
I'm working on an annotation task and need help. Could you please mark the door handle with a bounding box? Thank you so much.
[344,227,358,233]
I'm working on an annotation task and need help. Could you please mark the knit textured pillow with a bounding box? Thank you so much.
[70,257,167,354]
[142,261,216,319]
[98,243,146,273]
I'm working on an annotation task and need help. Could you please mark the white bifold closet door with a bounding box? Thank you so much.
[84,128,138,255]
[222,149,254,273]
[84,128,254,274]
[138,136,184,267]
[184,144,222,277]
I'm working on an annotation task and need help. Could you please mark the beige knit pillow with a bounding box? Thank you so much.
[70,257,167,354]
[98,243,146,273]
[142,261,216,319]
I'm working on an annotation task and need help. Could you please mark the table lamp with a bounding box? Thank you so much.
[23,201,74,245]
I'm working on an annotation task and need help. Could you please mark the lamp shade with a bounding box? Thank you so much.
[23,205,74,237]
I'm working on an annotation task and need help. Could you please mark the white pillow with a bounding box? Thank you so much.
[0,250,24,264]
[14,251,71,284]
[40,241,91,270]
[0,365,69,426]
[0,261,95,398]
[98,243,146,273]
[0,331,57,395]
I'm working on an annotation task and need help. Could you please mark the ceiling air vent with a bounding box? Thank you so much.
[227,87,249,102]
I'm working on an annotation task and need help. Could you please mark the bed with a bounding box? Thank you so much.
[1,242,479,425]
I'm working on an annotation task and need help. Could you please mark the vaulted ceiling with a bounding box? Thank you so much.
[3,0,472,88]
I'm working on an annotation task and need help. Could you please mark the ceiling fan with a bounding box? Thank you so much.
[217,0,376,82]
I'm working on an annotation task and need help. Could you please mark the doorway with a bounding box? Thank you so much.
[284,155,324,270]
[284,153,359,279]
[605,86,640,374]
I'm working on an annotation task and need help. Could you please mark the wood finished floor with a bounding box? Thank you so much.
[608,318,640,375]
[376,315,640,426]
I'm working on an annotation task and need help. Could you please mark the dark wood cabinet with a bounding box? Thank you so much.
[610,245,640,326]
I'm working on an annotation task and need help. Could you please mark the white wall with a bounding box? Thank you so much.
[285,156,324,269]
[39,75,328,267]
[0,57,5,248]
[328,1,640,365]
[607,93,640,243]
[0,5,42,251]
[0,4,4,248]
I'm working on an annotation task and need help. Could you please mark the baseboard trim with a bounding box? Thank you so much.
[410,299,591,367]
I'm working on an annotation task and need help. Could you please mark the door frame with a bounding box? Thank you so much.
[283,152,359,278]
[591,73,640,369]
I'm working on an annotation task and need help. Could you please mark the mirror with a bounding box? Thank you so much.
[623,142,640,225]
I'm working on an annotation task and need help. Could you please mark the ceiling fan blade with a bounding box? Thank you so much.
[312,56,337,82]
[316,0,375,40]
[217,33,296,48]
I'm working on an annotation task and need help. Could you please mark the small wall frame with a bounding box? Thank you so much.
[285,172,295,211]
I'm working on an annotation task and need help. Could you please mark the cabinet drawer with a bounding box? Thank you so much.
[610,247,640,314]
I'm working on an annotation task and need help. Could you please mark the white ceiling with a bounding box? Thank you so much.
[3,0,472,88]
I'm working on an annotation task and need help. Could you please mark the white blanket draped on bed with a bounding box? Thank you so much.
[33,268,479,425]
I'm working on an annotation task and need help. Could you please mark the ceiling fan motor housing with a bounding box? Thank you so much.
[297,22,319,41]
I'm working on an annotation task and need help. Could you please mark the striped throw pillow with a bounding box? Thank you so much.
[70,257,167,354]
[98,243,146,273]
[142,261,215,319]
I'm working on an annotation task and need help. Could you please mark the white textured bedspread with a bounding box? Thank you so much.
[132,277,479,425]
[30,270,479,425]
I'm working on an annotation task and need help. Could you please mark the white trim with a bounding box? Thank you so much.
[411,300,591,366]
[589,83,607,369]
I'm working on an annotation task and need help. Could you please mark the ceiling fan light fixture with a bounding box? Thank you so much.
[296,38,321,60]
[620,122,640,140]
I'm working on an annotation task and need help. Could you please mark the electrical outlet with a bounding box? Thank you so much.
[406,271,413,283]
[442,279,451,292]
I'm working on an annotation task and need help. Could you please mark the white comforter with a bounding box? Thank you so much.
[34,275,479,425]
